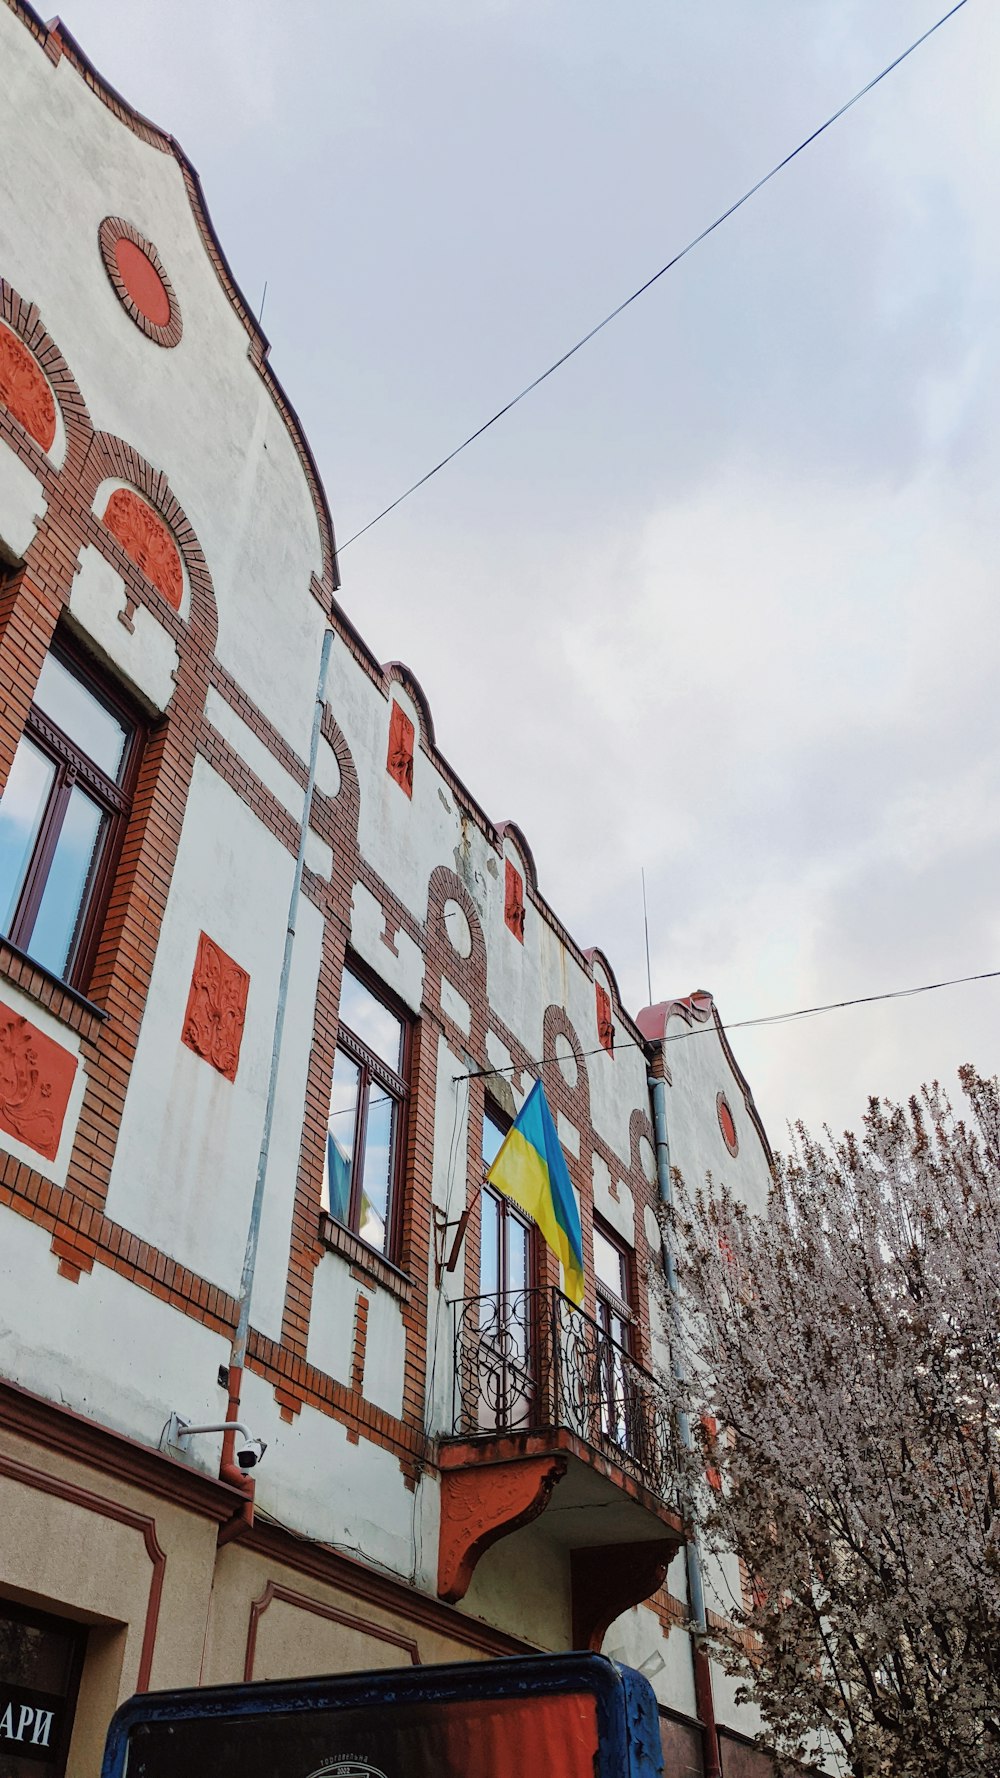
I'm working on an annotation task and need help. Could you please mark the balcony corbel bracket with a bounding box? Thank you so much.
[571,1537,682,1653]
[438,1454,568,1603]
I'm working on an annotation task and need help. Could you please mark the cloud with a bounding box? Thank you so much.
[54,0,1000,1141]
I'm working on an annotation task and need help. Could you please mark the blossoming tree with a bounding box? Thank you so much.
[669,1065,1000,1778]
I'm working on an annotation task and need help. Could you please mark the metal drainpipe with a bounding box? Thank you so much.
[219,627,334,1524]
[649,1071,723,1778]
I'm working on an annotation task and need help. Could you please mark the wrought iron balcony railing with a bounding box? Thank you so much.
[450,1286,680,1507]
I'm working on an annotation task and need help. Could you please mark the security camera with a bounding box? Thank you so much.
[160,1414,267,1471]
[237,1436,267,1471]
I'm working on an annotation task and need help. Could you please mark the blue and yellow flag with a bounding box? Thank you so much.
[487,1080,585,1306]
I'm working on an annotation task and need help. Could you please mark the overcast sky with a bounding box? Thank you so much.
[59,0,999,1145]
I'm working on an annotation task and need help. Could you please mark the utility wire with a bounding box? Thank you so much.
[340,0,970,552]
[452,966,1000,1080]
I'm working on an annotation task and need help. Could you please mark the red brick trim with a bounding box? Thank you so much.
[350,1294,369,1394]
[98,217,182,348]
[0,282,91,481]
[382,661,435,748]
[0,938,106,1041]
[209,662,309,787]
[319,1215,413,1302]
[0,322,56,449]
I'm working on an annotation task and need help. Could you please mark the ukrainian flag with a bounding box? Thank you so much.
[487,1080,585,1306]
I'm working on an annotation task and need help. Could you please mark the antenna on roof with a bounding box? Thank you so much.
[641,868,653,1007]
[258,280,268,325]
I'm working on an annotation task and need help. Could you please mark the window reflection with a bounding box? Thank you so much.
[28,788,105,978]
[34,653,128,779]
[0,643,138,989]
[0,739,54,930]
[323,965,409,1260]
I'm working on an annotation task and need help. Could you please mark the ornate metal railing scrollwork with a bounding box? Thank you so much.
[451,1287,680,1507]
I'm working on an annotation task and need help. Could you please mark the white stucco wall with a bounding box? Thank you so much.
[0,3,326,755]
[105,756,322,1338]
[242,1366,417,1580]
[0,444,45,562]
[68,545,179,712]
[0,1204,228,1450]
[662,1011,773,1215]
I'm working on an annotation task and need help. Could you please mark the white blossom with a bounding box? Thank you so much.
[663,1066,1000,1778]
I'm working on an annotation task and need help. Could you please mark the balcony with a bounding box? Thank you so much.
[437,1288,685,1648]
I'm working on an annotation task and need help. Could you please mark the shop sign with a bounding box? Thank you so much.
[0,1680,63,1763]
[102,1652,663,1778]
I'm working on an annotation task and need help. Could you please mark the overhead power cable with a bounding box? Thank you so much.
[452,966,1000,1080]
[341,0,971,552]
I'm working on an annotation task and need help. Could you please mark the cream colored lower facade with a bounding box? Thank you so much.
[0,1381,532,1777]
[1,1378,776,1778]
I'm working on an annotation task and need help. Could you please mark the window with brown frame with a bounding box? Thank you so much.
[477,1102,536,1431]
[480,1103,536,1304]
[0,639,143,992]
[592,1218,636,1449]
[323,961,411,1259]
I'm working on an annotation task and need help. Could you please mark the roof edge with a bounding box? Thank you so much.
[23,4,341,598]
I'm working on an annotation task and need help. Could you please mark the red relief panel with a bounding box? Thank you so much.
[181,933,250,1083]
[504,859,525,943]
[0,1004,78,1163]
[0,324,56,451]
[386,699,415,797]
[102,489,183,611]
[595,982,614,1055]
[700,1413,723,1492]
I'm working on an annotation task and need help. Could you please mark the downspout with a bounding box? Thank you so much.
[649,1070,723,1778]
[219,626,334,1538]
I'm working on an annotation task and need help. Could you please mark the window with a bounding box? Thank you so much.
[477,1104,536,1430]
[323,963,410,1257]
[0,1599,85,1777]
[480,1106,534,1304]
[0,641,141,990]
[593,1221,633,1351]
[593,1220,634,1447]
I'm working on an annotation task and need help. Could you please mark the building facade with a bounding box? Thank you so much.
[0,6,775,1774]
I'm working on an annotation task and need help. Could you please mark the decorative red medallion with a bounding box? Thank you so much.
[0,324,56,450]
[99,217,182,347]
[114,237,170,327]
[0,1003,78,1162]
[182,933,250,1083]
[102,488,183,611]
[717,1092,739,1157]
